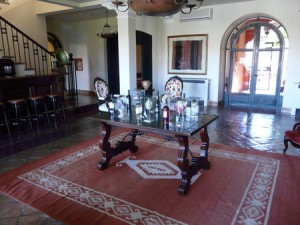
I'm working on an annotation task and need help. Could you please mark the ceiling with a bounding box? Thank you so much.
[46,7,112,23]
[43,0,254,23]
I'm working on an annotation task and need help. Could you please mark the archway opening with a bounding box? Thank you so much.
[222,15,288,111]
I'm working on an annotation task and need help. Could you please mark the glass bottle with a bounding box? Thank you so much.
[126,90,131,115]
[191,99,198,118]
[185,98,191,119]
[155,90,160,114]
[162,98,169,125]
[108,94,115,117]
[135,95,142,115]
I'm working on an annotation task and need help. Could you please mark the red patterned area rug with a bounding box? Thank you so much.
[0,131,300,225]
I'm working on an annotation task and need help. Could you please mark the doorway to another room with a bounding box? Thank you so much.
[106,31,152,94]
[136,31,152,90]
[223,16,288,111]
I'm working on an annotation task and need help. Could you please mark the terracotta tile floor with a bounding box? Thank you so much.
[0,94,299,224]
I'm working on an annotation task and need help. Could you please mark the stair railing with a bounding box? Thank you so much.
[0,16,54,75]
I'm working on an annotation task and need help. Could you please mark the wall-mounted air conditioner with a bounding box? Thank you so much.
[180,8,213,22]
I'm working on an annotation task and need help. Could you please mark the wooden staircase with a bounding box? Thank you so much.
[0,15,55,77]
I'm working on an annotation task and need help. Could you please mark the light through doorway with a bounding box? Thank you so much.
[224,16,288,111]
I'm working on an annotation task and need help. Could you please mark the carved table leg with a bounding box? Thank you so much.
[129,129,139,153]
[177,126,211,195]
[199,126,211,170]
[97,123,112,170]
[177,135,199,195]
[97,123,139,170]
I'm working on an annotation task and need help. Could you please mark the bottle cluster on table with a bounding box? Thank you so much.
[104,90,205,127]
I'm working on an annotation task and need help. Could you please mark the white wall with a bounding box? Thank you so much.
[2,0,300,114]
[158,0,300,109]
[47,17,118,92]
[1,0,48,48]
[45,0,300,113]
[280,0,300,114]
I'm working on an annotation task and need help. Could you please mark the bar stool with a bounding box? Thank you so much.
[0,102,10,135]
[45,93,66,129]
[6,98,32,137]
[27,96,50,133]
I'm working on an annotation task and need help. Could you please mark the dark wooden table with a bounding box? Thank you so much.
[97,110,218,195]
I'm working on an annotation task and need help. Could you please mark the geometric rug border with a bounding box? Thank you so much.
[17,132,279,225]
[210,148,279,225]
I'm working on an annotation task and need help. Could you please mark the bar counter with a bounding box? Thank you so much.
[0,73,64,102]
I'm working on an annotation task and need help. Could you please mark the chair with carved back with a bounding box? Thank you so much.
[164,75,183,99]
[283,122,300,153]
[94,77,109,112]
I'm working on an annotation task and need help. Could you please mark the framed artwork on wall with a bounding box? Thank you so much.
[168,34,208,75]
[75,58,83,71]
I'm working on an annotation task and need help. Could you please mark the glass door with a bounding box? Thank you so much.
[228,23,284,110]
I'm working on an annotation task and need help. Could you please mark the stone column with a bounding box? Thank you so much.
[116,10,137,95]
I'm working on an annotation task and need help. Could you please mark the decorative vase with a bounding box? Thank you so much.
[141,80,151,91]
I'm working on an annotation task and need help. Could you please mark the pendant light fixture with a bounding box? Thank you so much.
[97,11,117,39]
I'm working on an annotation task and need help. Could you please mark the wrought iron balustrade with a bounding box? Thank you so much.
[0,16,54,75]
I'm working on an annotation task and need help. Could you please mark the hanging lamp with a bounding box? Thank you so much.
[97,11,117,39]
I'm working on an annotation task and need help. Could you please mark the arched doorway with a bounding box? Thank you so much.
[223,15,288,111]
[47,32,62,53]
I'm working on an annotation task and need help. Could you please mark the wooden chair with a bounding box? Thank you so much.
[27,96,50,133]
[7,98,32,138]
[283,122,300,153]
[165,76,183,99]
[0,102,10,135]
[30,83,64,130]
[45,93,66,129]
[94,77,109,112]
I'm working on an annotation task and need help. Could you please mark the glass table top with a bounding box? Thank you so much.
[98,109,218,137]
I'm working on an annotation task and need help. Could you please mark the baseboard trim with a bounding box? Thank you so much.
[208,101,219,107]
